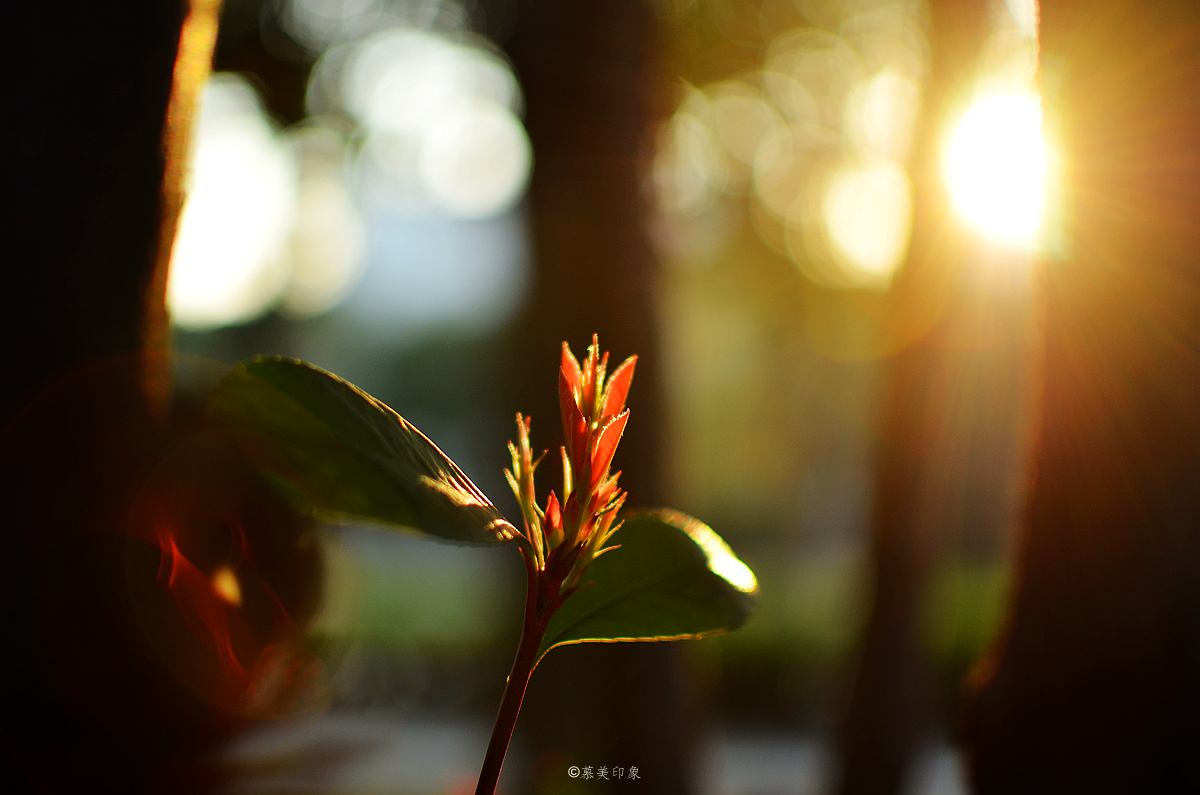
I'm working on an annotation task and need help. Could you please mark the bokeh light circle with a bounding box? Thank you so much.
[168,75,297,329]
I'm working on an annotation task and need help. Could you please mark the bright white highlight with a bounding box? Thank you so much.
[946,93,1045,246]
[1005,0,1039,37]
[419,100,532,218]
[822,160,912,287]
[342,29,530,218]
[681,515,758,594]
[845,68,922,162]
[168,75,296,329]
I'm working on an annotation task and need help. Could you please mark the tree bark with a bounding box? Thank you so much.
[0,4,322,793]
[967,1,1200,790]
[2,0,187,423]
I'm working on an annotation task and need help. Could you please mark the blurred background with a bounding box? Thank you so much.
[16,0,1200,792]
[162,0,1044,793]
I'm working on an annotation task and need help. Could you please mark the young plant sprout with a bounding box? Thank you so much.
[207,335,758,795]
[478,339,637,794]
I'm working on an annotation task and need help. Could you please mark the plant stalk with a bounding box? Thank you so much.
[475,550,548,795]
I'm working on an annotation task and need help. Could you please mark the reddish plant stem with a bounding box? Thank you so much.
[475,549,551,795]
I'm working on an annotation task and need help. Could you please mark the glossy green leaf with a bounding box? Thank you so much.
[537,510,758,663]
[207,357,517,544]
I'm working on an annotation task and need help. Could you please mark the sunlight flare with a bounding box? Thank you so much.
[946,93,1045,247]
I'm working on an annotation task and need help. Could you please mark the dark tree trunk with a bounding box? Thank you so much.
[1,0,191,788]
[501,1,698,793]
[967,1,1200,790]
[2,0,186,422]
[0,4,318,793]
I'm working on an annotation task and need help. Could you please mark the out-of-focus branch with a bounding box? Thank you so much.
[836,2,993,793]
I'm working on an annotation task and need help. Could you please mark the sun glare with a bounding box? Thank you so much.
[946,93,1045,247]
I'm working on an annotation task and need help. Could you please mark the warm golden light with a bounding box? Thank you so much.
[820,160,913,288]
[168,74,296,329]
[212,564,242,607]
[678,513,758,594]
[946,93,1045,246]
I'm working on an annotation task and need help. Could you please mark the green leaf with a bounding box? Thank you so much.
[537,509,758,663]
[207,356,517,545]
